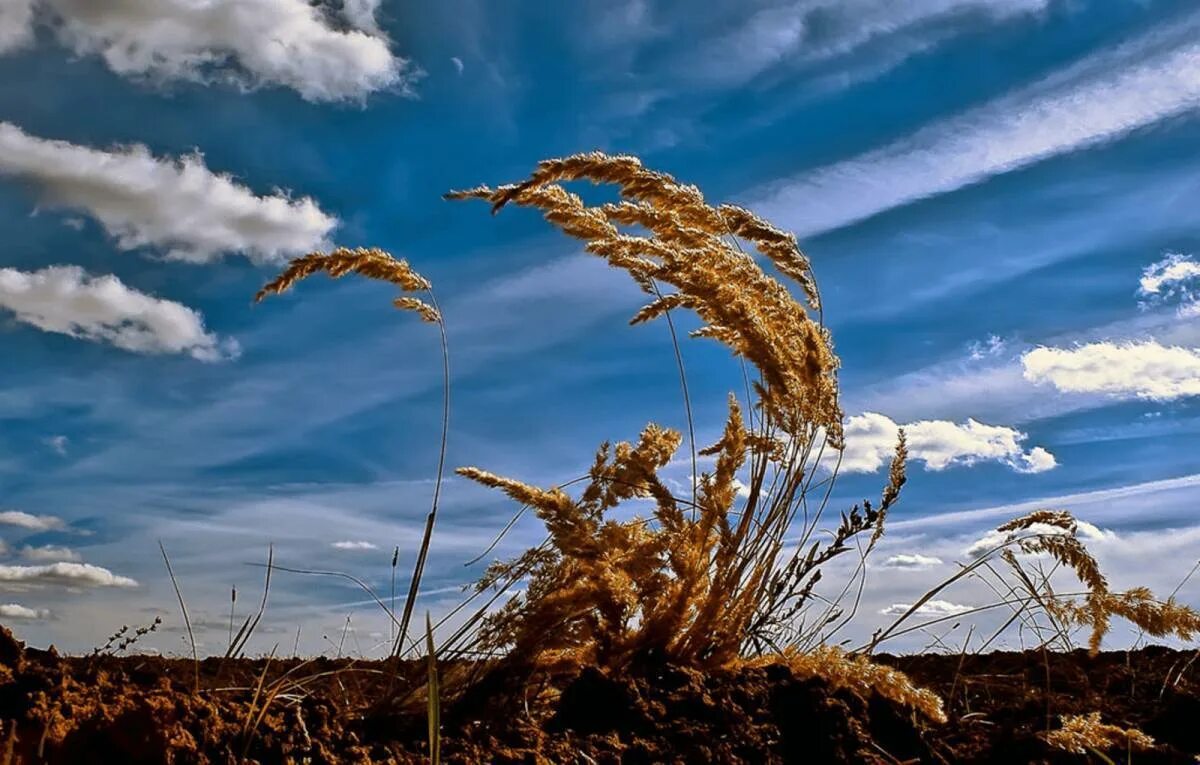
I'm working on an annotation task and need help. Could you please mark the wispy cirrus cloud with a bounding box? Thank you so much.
[2,0,416,102]
[753,18,1200,236]
[836,411,1056,474]
[689,0,1049,89]
[0,122,337,263]
[0,266,236,361]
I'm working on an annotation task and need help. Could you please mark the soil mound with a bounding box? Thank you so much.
[1,626,1198,763]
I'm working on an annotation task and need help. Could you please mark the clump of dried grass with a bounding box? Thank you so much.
[1042,712,1155,755]
[446,153,905,674]
[995,511,1200,654]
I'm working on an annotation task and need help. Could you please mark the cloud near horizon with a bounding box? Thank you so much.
[0,562,137,588]
[0,603,50,620]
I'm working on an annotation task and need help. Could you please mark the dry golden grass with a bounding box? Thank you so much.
[993,511,1200,654]
[252,152,1198,742]
[255,247,440,323]
[447,152,904,674]
[752,646,946,723]
[1042,712,1155,755]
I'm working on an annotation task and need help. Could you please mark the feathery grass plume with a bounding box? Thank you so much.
[447,152,842,442]
[752,646,946,724]
[255,247,439,323]
[1042,712,1155,755]
[448,153,912,675]
[970,510,1200,655]
[256,245,450,665]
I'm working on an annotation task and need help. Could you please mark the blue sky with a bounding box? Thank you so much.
[1,0,1200,655]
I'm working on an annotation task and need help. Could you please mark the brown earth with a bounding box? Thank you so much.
[0,626,1197,763]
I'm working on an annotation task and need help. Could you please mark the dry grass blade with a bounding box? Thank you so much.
[225,545,273,660]
[426,612,441,765]
[159,540,199,694]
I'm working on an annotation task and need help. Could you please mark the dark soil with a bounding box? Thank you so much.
[0,626,1197,763]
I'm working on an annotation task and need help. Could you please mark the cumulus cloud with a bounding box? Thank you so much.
[835,412,1057,474]
[3,0,415,102]
[0,510,66,532]
[0,122,337,263]
[754,24,1200,236]
[19,545,82,563]
[331,540,379,551]
[1138,252,1200,317]
[879,553,943,570]
[963,519,1114,560]
[881,599,973,617]
[0,603,50,620]
[1023,341,1200,401]
[0,562,137,588]
[0,266,236,361]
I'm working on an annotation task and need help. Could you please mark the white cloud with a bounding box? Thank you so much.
[43,435,69,456]
[0,266,236,361]
[968,334,1007,361]
[879,553,943,570]
[753,23,1200,236]
[881,599,973,617]
[20,545,82,563]
[0,122,337,263]
[835,411,1057,474]
[331,540,379,551]
[5,0,414,102]
[1023,341,1200,401]
[450,56,464,75]
[0,603,50,620]
[0,510,66,532]
[0,0,36,53]
[1139,252,1200,316]
[342,0,383,34]
[962,519,1114,559]
[0,562,137,588]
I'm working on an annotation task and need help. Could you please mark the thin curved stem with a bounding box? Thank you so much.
[393,289,451,661]
[651,279,698,515]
